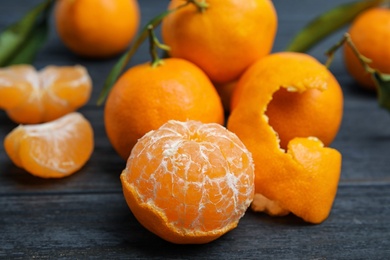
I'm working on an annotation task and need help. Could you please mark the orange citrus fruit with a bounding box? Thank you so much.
[104,58,224,160]
[161,0,277,84]
[231,52,343,150]
[227,52,342,224]
[55,0,140,58]
[344,7,390,90]
[120,120,255,244]
[4,112,94,178]
[0,64,92,124]
[214,80,237,114]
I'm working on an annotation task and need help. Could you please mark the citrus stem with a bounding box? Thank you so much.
[147,25,171,68]
[325,33,390,113]
[187,0,209,12]
[325,33,374,75]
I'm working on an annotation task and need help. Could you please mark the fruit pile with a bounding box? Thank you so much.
[1,0,388,245]
[104,1,342,241]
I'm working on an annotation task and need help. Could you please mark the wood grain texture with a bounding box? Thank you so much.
[1,185,389,258]
[1,0,390,258]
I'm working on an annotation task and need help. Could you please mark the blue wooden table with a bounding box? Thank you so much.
[1,0,389,258]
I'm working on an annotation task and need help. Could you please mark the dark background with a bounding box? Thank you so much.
[1,0,389,258]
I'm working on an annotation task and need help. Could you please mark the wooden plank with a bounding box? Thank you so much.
[0,184,389,258]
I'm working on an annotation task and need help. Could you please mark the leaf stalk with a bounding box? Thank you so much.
[148,25,171,68]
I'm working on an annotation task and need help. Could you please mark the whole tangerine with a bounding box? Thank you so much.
[161,0,277,84]
[55,0,140,58]
[344,7,390,90]
[104,58,224,160]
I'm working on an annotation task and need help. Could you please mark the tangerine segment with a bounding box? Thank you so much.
[120,120,254,244]
[0,64,92,124]
[4,112,94,178]
[0,65,36,110]
[227,52,342,224]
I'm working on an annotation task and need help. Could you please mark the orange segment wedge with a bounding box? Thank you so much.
[0,65,37,110]
[0,64,92,124]
[4,112,94,178]
[227,52,342,224]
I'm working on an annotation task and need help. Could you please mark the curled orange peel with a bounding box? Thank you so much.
[227,52,342,224]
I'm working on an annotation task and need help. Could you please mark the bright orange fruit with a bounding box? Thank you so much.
[104,58,224,160]
[231,52,343,150]
[214,80,237,114]
[120,120,255,244]
[344,7,390,90]
[55,0,140,58]
[4,112,94,178]
[0,64,92,124]
[227,52,342,224]
[161,0,277,84]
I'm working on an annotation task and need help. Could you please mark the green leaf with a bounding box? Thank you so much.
[0,0,54,66]
[97,4,188,105]
[96,52,129,106]
[373,73,390,112]
[286,0,383,53]
[6,4,52,65]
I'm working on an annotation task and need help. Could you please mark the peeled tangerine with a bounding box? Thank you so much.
[0,64,92,124]
[120,120,255,244]
[227,52,342,224]
[4,112,94,178]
